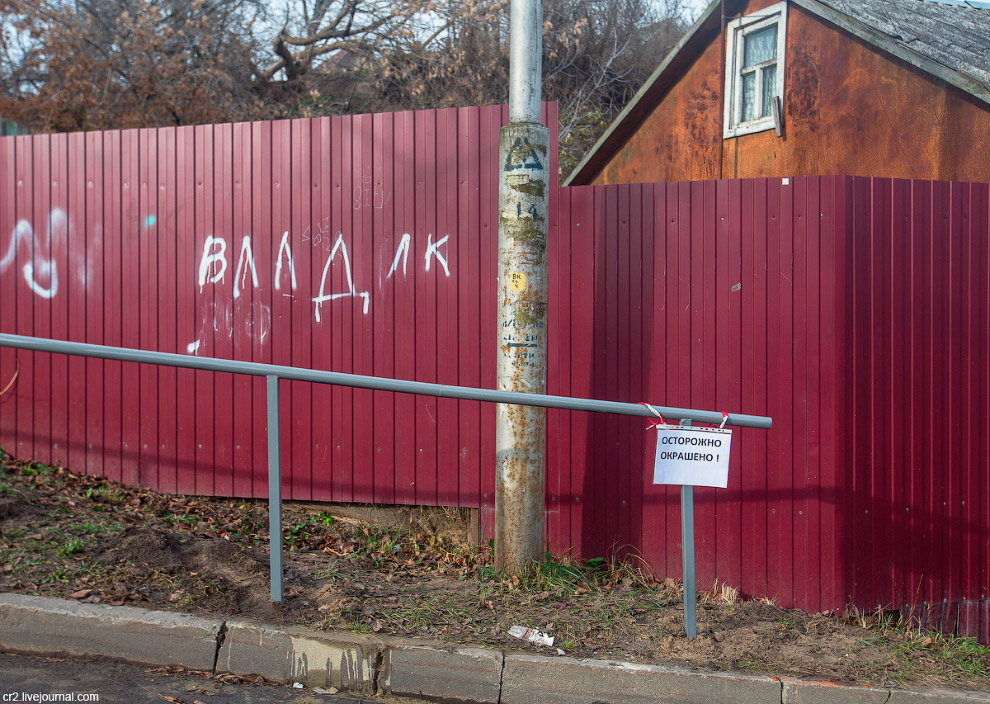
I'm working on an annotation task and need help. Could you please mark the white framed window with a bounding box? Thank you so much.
[723,1,787,138]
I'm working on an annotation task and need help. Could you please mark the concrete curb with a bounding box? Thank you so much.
[500,652,781,704]
[780,678,890,703]
[383,643,504,703]
[0,592,222,671]
[216,620,382,694]
[1,594,988,704]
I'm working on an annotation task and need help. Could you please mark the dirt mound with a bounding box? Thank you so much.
[178,538,277,617]
[183,538,268,582]
[95,525,279,619]
[0,497,43,523]
[96,527,183,571]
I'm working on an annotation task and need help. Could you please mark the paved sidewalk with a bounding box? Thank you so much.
[0,593,987,704]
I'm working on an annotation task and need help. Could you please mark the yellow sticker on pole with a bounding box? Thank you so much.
[510,273,526,291]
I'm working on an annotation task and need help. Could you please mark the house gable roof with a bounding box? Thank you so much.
[565,0,990,186]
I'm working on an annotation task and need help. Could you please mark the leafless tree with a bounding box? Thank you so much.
[371,0,688,172]
[0,0,688,171]
[544,0,687,171]
[263,0,428,83]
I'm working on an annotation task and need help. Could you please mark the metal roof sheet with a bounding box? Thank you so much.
[818,0,989,89]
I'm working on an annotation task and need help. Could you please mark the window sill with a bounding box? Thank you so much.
[723,117,777,139]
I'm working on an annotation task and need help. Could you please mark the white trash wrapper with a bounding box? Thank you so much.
[508,625,554,646]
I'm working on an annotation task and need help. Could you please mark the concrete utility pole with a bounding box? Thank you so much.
[495,0,550,573]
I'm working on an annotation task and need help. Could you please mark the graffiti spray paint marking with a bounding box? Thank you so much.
[197,235,227,290]
[186,298,271,356]
[274,230,297,292]
[0,210,68,299]
[387,233,411,279]
[425,234,451,277]
[312,233,370,321]
[233,235,259,299]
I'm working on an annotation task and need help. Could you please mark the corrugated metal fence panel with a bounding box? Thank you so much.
[549,180,800,605]
[0,103,559,511]
[547,176,990,636]
[842,177,990,637]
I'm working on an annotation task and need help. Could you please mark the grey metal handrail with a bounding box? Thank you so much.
[0,332,772,637]
[0,334,771,428]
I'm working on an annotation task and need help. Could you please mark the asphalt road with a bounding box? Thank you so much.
[0,652,407,704]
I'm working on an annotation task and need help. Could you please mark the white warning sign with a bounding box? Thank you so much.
[652,425,732,488]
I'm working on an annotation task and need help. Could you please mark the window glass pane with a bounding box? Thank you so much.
[741,72,756,122]
[743,25,777,67]
[762,64,777,117]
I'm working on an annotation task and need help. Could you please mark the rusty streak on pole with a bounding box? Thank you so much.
[496,0,549,573]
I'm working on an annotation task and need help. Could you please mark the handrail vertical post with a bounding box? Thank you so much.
[680,418,697,638]
[266,374,283,605]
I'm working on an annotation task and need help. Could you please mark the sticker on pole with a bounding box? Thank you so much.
[652,425,732,488]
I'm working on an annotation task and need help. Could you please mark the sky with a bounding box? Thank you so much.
[683,0,714,22]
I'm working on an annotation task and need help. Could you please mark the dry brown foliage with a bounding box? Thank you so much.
[0,0,269,131]
[0,0,689,172]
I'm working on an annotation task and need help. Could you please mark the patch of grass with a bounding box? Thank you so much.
[736,653,776,672]
[41,567,71,584]
[0,481,13,496]
[844,604,990,684]
[83,483,126,506]
[173,579,223,608]
[384,592,450,631]
[65,520,122,535]
[891,628,990,681]
[20,462,53,477]
[59,538,87,556]
[164,513,198,528]
[313,560,343,582]
[527,553,588,592]
[14,556,43,571]
[702,579,739,606]
[846,604,898,632]
[478,564,499,581]
[489,550,675,602]
[478,553,586,594]
[285,522,311,548]
[353,526,400,559]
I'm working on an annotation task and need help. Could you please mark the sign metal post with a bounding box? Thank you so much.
[266,374,283,605]
[679,419,698,638]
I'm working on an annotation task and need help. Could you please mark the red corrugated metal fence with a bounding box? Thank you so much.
[0,104,556,515]
[1,113,988,641]
[547,177,989,641]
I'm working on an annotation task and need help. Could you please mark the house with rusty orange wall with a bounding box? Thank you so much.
[565,0,990,186]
